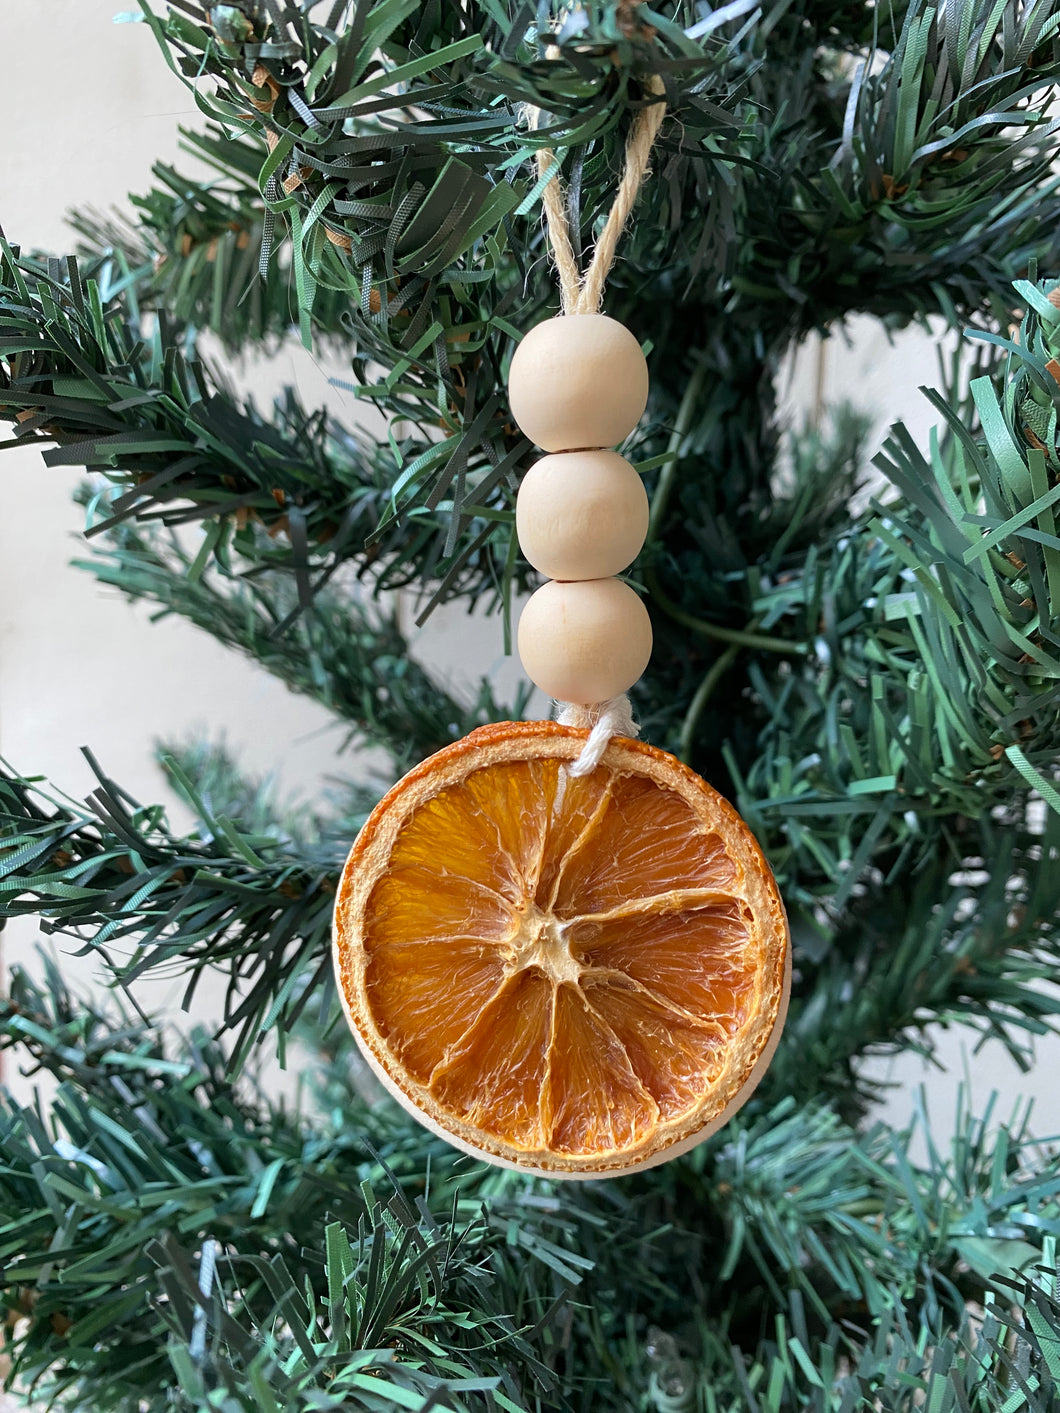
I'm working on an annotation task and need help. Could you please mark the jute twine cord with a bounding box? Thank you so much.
[525,73,667,772]
[529,73,667,317]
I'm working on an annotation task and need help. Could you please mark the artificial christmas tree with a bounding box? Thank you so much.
[2,0,1060,1407]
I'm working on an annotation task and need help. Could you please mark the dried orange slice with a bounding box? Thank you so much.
[333,721,790,1177]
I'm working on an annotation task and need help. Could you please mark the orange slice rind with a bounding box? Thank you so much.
[332,721,790,1178]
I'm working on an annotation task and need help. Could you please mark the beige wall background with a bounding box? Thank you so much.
[2,0,1058,1149]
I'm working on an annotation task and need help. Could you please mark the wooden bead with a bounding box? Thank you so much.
[517,450,649,580]
[517,578,653,704]
[507,314,648,452]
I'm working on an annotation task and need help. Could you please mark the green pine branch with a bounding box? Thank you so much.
[0,961,569,1412]
[667,1267,1060,1412]
[73,510,523,770]
[0,239,524,611]
[156,734,379,850]
[130,0,748,337]
[69,125,357,354]
[771,0,1060,325]
[780,833,1060,1116]
[129,0,1060,346]
[715,279,1060,892]
[11,0,1060,634]
[0,753,342,1071]
[5,959,1060,1411]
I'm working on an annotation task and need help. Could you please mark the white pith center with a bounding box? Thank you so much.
[508,901,583,985]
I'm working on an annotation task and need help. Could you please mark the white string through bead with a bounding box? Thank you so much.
[557,695,641,775]
[521,74,666,768]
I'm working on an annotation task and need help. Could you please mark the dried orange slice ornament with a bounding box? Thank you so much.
[335,101,790,1175]
[332,721,790,1178]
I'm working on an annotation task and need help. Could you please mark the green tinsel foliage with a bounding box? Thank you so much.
[0,667,516,1073]
[0,242,523,617]
[69,126,360,354]
[70,502,525,768]
[130,0,1060,343]
[710,281,1060,886]
[3,962,1060,1411]
[779,828,1060,1117]
[156,734,381,847]
[0,961,574,1411]
[5,5,1060,1404]
[9,0,1060,611]
[0,753,340,1070]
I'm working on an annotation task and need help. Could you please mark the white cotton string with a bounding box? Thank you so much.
[190,1237,218,1363]
[557,695,641,775]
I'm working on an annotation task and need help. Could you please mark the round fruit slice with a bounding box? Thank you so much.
[332,721,790,1178]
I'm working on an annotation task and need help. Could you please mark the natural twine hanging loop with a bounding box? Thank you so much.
[525,74,667,768]
[528,73,667,316]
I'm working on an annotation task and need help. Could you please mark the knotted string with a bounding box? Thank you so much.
[525,73,666,771]
[556,696,641,776]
